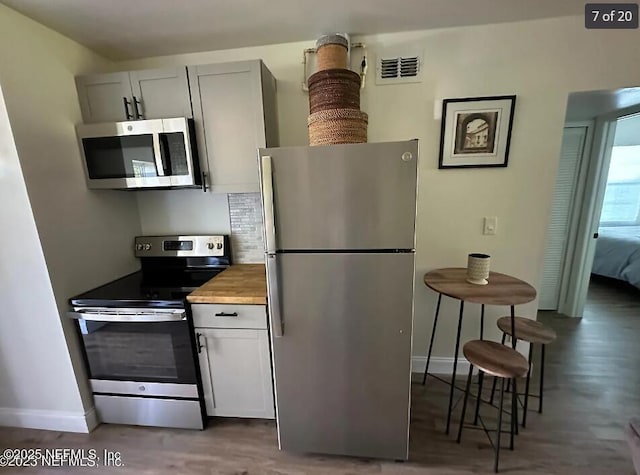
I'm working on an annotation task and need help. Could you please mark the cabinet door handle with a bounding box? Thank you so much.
[123,97,133,120]
[214,312,238,317]
[132,96,144,119]
[196,332,204,353]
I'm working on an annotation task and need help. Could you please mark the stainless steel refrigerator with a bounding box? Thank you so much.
[259,140,418,461]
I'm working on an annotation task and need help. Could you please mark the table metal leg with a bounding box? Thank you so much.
[456,364,474,443]
[445,300,465,435]
[422,294,442,385]
[480,304,485,340]
[509,304,519,435]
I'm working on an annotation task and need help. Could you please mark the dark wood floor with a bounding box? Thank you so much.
[1,277,638,474]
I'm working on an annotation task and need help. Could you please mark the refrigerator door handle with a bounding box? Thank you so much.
[261,155,277,254]
[266,253,283,337]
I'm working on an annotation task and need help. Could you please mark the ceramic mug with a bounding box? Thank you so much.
[467,253,491,285]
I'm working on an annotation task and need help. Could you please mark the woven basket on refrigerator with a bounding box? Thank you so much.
[308,69,361,114]
[316,35,349,70]
[307,108,368,146]
[316,44,348,70]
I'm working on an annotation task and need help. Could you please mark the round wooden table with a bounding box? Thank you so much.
[422,267,536,434]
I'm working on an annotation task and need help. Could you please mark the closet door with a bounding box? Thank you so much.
[539,126,589,310]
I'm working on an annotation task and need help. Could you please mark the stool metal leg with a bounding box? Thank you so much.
[422,293,442,385]
[456,364,474,443]
[510,378,516,450]
[522,343,533,427]
[495,378,505,473]
[489,332,507,405]
[512,378,519,435]
[510,305,516,349]
[505,338,517,394]
[473,370,484,425]
[539,344,546,413]
[446,300,465,434]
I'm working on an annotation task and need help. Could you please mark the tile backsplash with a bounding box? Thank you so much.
[228,193,265,264]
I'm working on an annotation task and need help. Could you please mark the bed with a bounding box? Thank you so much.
[592,226,640,289]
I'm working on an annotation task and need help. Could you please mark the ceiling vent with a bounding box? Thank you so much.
[376,52,423,85]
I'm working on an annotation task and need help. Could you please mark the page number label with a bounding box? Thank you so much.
[586,3,639,28]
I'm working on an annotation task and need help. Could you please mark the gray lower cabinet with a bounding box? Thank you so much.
[76,67,192,123]
[188,60,278,193]
[193,304,275,419]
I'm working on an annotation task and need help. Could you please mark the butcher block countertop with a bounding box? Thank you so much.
[187,264,267,305]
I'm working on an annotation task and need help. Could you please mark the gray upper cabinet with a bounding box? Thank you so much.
[76,67,192,123]
[129,67,192,120]
[75,72,133,123]
[189,60,278,193]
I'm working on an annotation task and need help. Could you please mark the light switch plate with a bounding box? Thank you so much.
[484,217,498,235]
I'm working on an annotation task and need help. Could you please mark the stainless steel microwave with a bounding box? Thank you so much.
[76,118,201,190]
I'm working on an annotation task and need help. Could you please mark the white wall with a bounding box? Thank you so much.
[119,15,640,363]
[0,85,90,431]
[0,4,140,430]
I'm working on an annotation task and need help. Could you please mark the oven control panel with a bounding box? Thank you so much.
[134,235,228,258]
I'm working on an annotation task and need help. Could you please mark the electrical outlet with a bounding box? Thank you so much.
[484,217,498,235]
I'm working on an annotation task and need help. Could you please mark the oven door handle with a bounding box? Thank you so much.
[67,311,186,323]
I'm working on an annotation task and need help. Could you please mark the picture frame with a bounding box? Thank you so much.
[438,95,516,169]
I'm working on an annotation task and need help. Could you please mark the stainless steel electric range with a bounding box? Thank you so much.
[68,235,230,430]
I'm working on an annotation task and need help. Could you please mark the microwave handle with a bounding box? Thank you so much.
[158,134,169,175]
[122,97,133,120]
[152,134,165,177]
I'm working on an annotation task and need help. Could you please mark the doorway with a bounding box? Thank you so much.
[540,87,640,317]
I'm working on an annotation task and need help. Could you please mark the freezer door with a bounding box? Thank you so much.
[269,252,414,460]
[259,140,418,251]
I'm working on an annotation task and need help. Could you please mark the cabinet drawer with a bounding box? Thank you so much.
[191,304,267,329]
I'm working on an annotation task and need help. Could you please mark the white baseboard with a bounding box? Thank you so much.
[0,406,98,433]
[411,356,471,375]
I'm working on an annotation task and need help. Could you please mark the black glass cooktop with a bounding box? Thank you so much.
[70,268,225,309]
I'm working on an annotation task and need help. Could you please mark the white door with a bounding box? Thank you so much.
[75,72,133,123]
[539,126,590,310]
[129,67,192,120]
[196,328,274,419]
[188,61,266,192]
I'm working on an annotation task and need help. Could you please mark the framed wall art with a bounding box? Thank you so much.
[438,95,516,169]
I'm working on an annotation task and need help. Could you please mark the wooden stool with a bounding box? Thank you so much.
[458,340,529,473]
[491,316,557,427]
